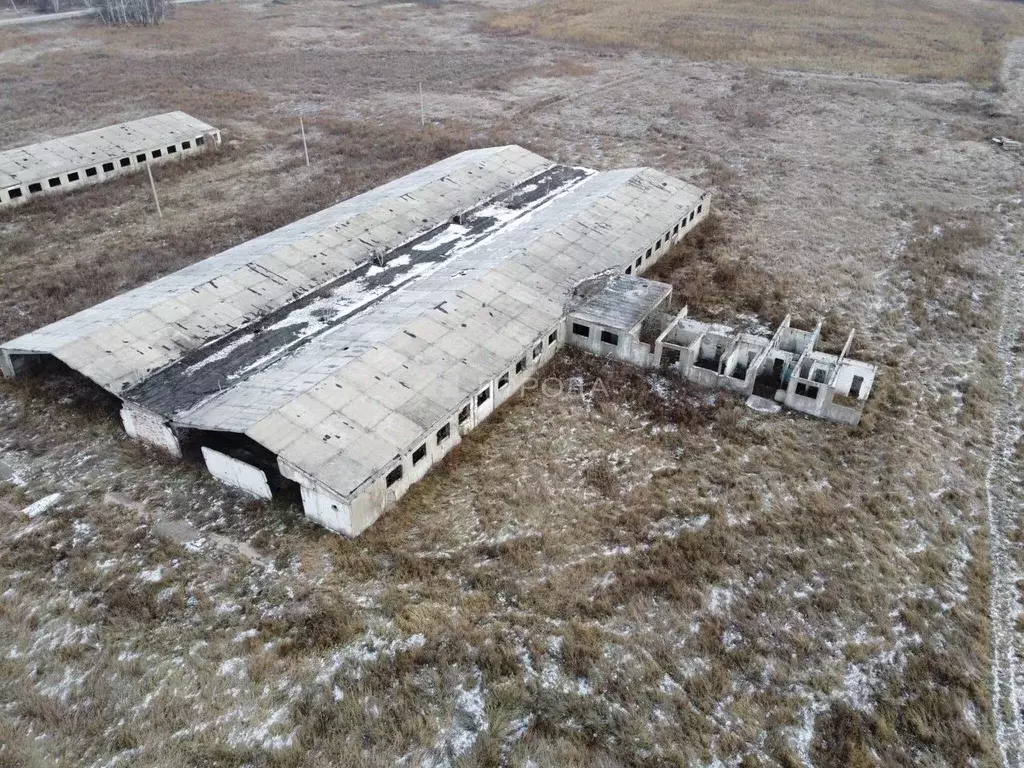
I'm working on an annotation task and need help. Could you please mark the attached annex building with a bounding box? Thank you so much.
[0,112,221,209]
[1,146,710,535]
[565,274,877,425]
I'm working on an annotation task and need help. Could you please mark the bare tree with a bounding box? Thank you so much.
[100,0,169,25]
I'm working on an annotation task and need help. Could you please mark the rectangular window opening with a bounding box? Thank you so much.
[477,388,490,406]
[697,204,702,213]
[436,423,451,444]
[167,145,177,155]
[152,149,162,158]
[7,187,22,199]
[850,375,864,399]
[102,162,114,173]
[136,153,147,163]
[656,239,662,250]
[635,256,642,267]
[85,167,97,177]
[600,330,619,346]
[674,224,679,234]
[119,157,131,168]
[458,404,471,423]
[181,140,191,150]
[548,330,557,345]
[67,172,80,182]
[498,372,510,389]
[572,323,590,338]
[28,183,42,193]
[515,358,526,374]
[625,266,632,275]
[48,177,61,188]
[196,136,205,146]
[533,342,542,359]
[386,464,403,487]
[412,444,427,465]
[646,248,652,260]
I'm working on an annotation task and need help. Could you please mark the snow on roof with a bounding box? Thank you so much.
[2,146,707,500]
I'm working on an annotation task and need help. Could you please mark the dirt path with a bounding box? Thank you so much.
[987,260,1024,766]
[988,37,1024,768]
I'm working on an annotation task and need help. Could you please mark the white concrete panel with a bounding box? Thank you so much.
[201,447,272,500]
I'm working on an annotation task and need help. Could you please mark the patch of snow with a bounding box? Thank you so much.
[23,492,62,518]
[138,566,164,583]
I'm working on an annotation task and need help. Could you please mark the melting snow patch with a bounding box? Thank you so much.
[138,566,164,583]
[218,657,245,676]
[23,492,62,518]
[708,585,734,615]
[443,672,488,761]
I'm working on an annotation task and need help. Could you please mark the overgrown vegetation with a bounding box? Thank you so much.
[0,0,1020,763]
[488,0,1024,84]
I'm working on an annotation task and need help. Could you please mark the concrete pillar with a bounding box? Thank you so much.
[121,403,181,458]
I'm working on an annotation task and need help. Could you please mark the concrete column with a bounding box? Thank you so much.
[121,403,181,458]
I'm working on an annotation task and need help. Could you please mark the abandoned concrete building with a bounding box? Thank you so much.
[0,145,872,536]
[0,112,221,209]
[566,274,876,425]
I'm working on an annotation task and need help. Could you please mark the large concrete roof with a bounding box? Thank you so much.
[570,274,673,332]
[0,111,217,190]
[3,145,706,501]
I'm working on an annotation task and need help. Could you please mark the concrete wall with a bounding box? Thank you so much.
[566,315,656,368]
[304,320,566,536]
[625,195,710,277]
[201,447,272,500]
[0,129,222,209]
[121,403,181,458]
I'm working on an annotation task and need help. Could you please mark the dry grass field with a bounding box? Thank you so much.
[488,0,1024,84]
[1,1,1023,766]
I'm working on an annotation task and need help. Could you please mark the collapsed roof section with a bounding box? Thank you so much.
[0,112,221,208]
[2,146,711,535]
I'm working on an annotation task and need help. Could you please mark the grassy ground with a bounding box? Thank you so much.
[1,0,1023,765]
[487,0,1024,84]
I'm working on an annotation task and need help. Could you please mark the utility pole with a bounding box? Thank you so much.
[299,115,310,167]
[146,164,162,219]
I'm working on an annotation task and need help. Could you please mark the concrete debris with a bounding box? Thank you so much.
[992,136,1022,151]
[22,492,62,518]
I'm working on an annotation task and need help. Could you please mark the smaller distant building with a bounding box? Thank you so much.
[0,112,221,208]
[567,273,877,425]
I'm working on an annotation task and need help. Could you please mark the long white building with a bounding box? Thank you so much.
[1,145,712,535]
[0,112,221,208]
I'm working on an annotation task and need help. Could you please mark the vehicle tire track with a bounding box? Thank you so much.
[987,252,1024,766]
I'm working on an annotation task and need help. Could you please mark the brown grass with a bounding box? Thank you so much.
[646,213,791,326]
[0,0,1018,764]
[487,0,1024,84]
